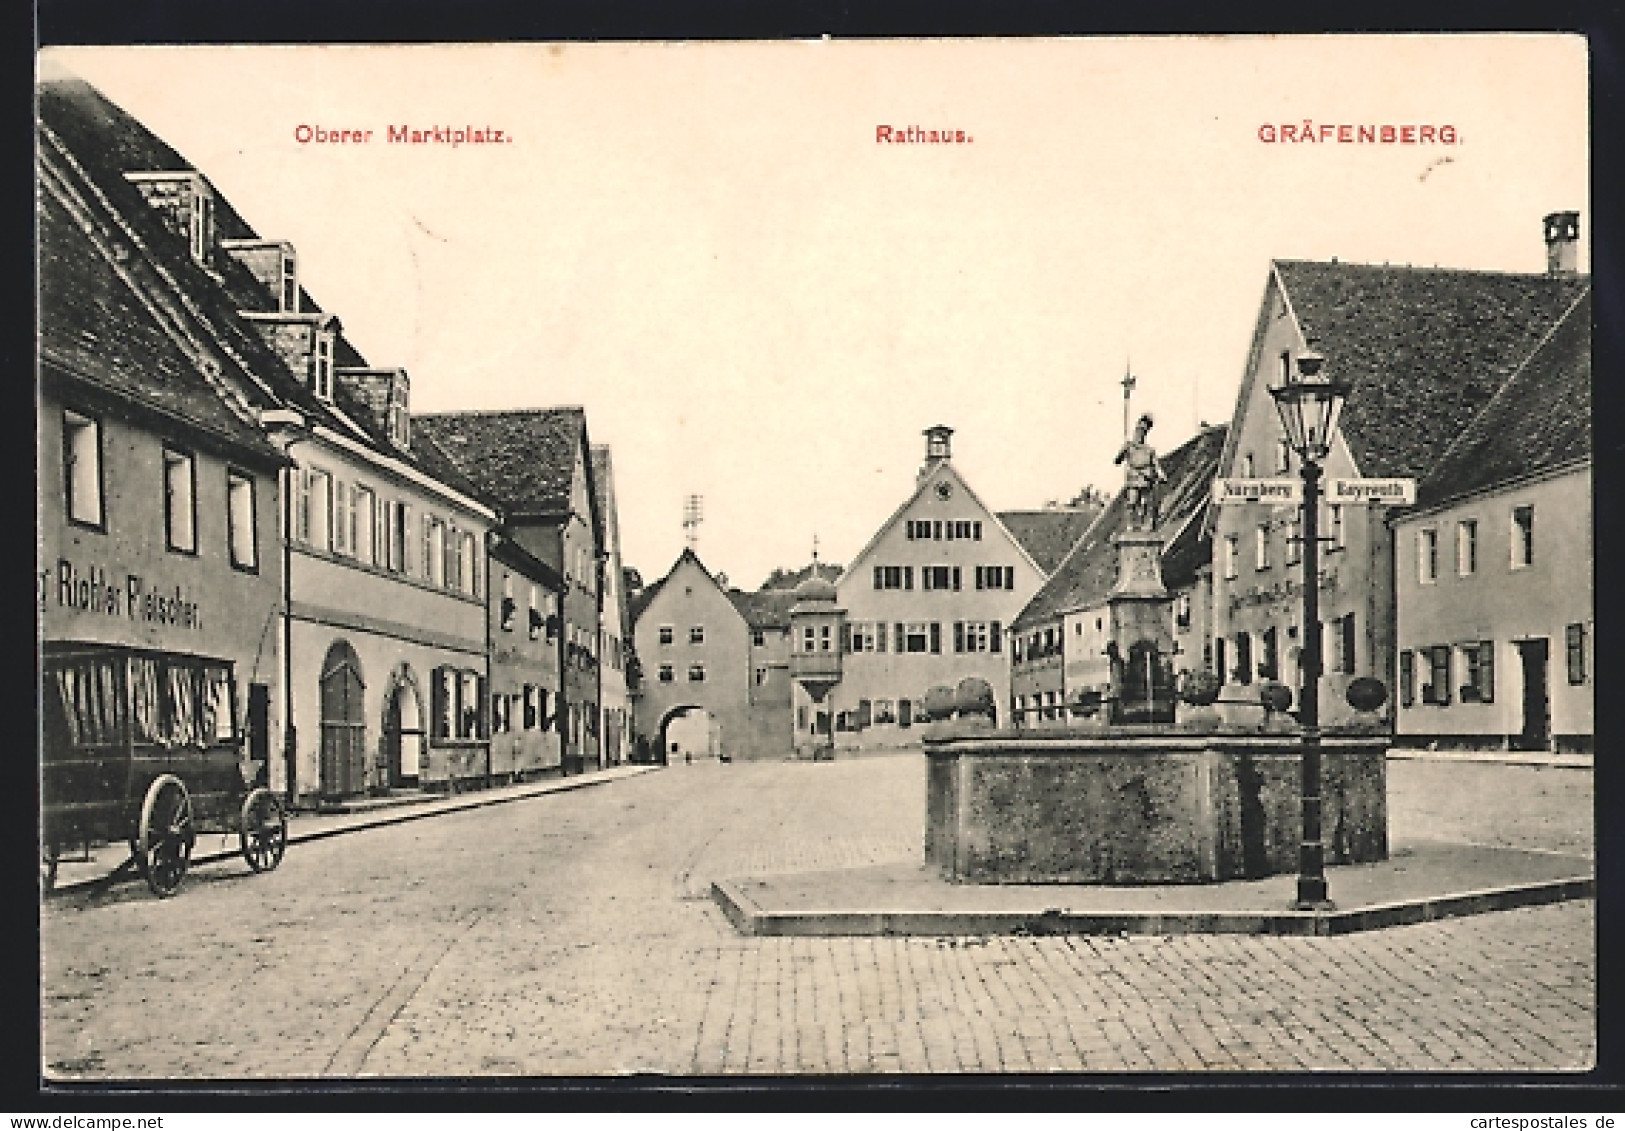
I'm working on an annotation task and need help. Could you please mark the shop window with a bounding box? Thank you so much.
[63,409,104,528]
[163,447,197,554]
[227,469,258,571]
[1567,624,1588,684]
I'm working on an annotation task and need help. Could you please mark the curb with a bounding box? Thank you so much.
[709,873,1594,939]
[50,765,660,896]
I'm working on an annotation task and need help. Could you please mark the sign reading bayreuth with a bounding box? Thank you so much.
[1325,478,1417,505]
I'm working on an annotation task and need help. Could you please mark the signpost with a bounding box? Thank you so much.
[1213,477,1415,506]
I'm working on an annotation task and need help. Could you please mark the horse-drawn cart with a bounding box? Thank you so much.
[41,642,287,897]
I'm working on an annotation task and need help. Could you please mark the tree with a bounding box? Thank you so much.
[758,562,844,591]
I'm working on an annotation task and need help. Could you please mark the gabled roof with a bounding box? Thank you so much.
[1013,424,1228,630]
[996,506,1105,575]
[726,588,799,630]
[1267,260,1590,479]
[840,455,1045,584]
[1413,289,1591,512]
[629,547,747,630]
[412,408,602,538]
[38,179,283,464]
[39,77,491,504]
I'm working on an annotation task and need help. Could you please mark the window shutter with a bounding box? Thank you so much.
[873,566,883,590]
[401,505,414,574]
[840,623,852,653]
[1341,615,1356,674]
[930,623,941,654]
[954,622,965,653]
[477,675,489,738]
[974,567,984,590]
[1399,651,1414,707]
[857,699,871,729]
[991,621,1002,653]
[903,566,913,590]
[894,623,905,653]
[952,566,962,591]
[431,667,448,739]
[1004,566,1014,590]
[1479,642,1495,703]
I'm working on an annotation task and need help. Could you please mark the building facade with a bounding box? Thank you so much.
[592,445,632,767]
[39,128,288,798]
[1208,246,1590,727]
[414,409,607,774]
[630,549,755,762]
[485,535,566,778]
[818,426,1053,751]
[1392,289,1592,753]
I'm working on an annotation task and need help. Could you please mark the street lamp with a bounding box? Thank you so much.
[1269,346,1351,911]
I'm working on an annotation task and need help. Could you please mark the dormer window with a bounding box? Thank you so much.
[280,251,298,313]
[314,332,335,402]
[387,379,410,448]
[189,184,213,266]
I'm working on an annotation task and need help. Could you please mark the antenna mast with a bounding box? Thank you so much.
[682,494,704,551]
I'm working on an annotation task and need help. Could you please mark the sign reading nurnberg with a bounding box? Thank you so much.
[44,558,204,630]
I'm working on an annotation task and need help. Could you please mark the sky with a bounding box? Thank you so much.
[42,37,1588,590]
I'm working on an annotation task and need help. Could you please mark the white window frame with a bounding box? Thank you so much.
[1255,524,1270,570]
[313,331,335,402]
[1457,519,1477,576]
[227,468,258,571]
[1223,535,1239,580]
[163,447,198,554]
[1418,527,1438,584]
[63,409,104,528]
[353,484,376,565]
[1511,505,1534,569]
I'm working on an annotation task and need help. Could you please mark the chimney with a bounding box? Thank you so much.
[124,171,216,269]
[1544,211,1579,275]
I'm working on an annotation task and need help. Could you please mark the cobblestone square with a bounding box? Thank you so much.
[41,755,1594,1078]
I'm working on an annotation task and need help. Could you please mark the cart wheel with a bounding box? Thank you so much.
[137,775,194,897]
[239,788,287,874]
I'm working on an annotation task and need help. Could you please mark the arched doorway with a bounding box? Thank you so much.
[657,705,719,765]
[320,640,366,798]
[382,667,425,789]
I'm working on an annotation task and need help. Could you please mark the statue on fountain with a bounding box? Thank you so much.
[1115,413,1167,531]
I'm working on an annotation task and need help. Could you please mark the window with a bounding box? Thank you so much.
[956,621,993,654]
[1242,452,1255,477]
[752,629,765,647]
[424,516,446,586]
[898,699,913,728]
[1255,524,1270,570]
[313,331,335,401]
[63,410,103,527]
[658,625,674,646]
[523,685,539,730]
[820,625,832,651]
[923,565,959,591]
[1175,593,1192,630]
[1399,650,1415,707]
[658,664,674,683]
[280,250,298,312]
[1335,614,1356,675]
[1233,632,1253,684]
[951,520,977,540]
[332,481,352,556]
[163,448,197,553]
[1567,624,1588,684]
[1275,436,1292,474]
[1461,641,1495,702]
[501,575,516,632]
[1279,349,1292,384]
[1260,625,1279,680]
[1418,528,1438,583]
[381,499,409,572]
[802,625,816,652]
[974,565,1015,590]
[431,666,487,740]
[189,187,213,264]
[387,383,409,448]
[1327,504,1345,550]
[688,663,706,682]
[901,622,931,654]
[465,531,482,597]
[874,565,913,590]
[1423,646,1452,705]
[227,469,258,570]
[1223,535,1239,580]
[1285,513,1302,566]
[1512,506,1534,568]
[690,626,705,645]
[1215,637,1228,685]
[755,667,767,685]
[354,486,376,565]
[1457,520,1478,576]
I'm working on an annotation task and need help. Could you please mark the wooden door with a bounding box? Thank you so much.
[320,642,367,797]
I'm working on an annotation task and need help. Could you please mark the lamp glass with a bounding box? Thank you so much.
[1270,376,1349,462]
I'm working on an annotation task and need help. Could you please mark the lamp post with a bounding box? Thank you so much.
[1269,346,1350,911]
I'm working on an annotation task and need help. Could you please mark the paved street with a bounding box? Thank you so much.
[41,755,1593,1078]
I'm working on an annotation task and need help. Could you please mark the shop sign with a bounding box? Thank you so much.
[42,557,204,631]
